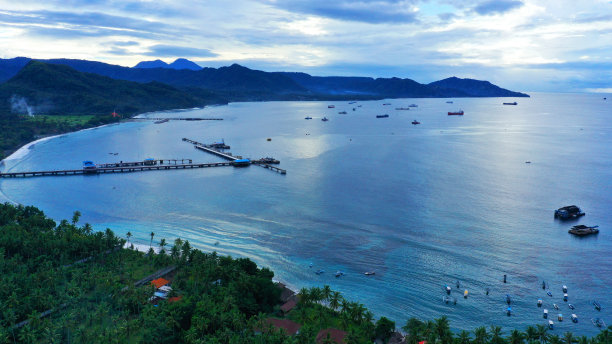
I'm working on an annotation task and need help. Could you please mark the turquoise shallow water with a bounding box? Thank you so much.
[1,93,611,335]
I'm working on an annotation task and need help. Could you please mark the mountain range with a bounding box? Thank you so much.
[0,57,529,117]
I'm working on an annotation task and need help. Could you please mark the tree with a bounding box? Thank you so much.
[535,324,549,344]
[509,329,525,344]
[329,291,341,311]
[159,238,167,254]
[71,211,81,225]
[375,317,395,344]
[563,332,577,344]
[457,330,472,344]
[435,316,452,344]
[126,232,132,245]
[149,232,155,249]
[473,326,489,344]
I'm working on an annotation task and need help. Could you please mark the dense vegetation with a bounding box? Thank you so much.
[0,203,609,343]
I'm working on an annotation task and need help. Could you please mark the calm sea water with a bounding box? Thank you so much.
[1,93,611,335]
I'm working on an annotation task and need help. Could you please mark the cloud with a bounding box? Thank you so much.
[473,0,523,15]
[144,45,217,58]
[261,0,420,23]
[113,41,140,47]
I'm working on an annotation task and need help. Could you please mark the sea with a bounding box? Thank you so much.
[1,92,611,335]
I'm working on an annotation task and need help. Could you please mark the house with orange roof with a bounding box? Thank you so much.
[151,277,169,289]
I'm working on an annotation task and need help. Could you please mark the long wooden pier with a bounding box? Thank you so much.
[183,138,287,174]
[97,159,192,168]
[134,117,223,121]
[0,162,233,178]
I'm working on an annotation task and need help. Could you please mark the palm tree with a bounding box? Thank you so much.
[509,329,526,344]
[489,325,504,344]
[322,285,332,302]
[563,332,577,344]
[329,291,341,311]
[159,238,166,254]
[576,336,588,344]
[435,316,452,344]
[71,210,81,225]
[473,326,489,344]
[457,330,472,344]
[535,324,549,344]
[126,232,132,245]
[403,317,424,344]
[525,326,538,343]
[549,335,562,344]
[149,232,155,249]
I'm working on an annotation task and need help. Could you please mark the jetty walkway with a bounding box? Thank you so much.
[182,138,286,174]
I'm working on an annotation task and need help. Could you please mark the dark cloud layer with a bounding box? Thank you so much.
[262,0,419,23]
[473,0,523,15]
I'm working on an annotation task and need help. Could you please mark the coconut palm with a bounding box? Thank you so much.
[563,332,577,344]
[457,330,472,344]
[126,231,132,245]
[489,325,504,344]
[435,316,452,344]
[473,326,489,344]
[535,324,549,344]
[329,291,342,311]
[525,326,538,343]
[159,238,166,254]
[509,329,526,344]
[149,231,154,248]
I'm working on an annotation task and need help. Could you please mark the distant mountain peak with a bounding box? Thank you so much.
[168,58,201,71]
[133,59,169,69]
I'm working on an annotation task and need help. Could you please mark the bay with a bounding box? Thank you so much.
[1,93,611,335]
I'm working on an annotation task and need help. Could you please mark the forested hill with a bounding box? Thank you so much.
[0,57,529,100]
[0,61,225,116]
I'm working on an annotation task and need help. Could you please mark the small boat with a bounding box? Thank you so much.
[593,301,601,311]
[154,118,169,124]
[592,318,606,328]
[562,285,568,293]
[568,225,599,236]
[542,281,546,289]
[376,114,389,118]
[543,309,548,318]
[445,285,451,295]
[446,101,453,104]
[267,138,272,141]
[554,205,585,220]
[456,281,460,289]
[547,291,553,297]
[448,110,464,116]
[442,296,454,304]
[568,304,575,310]
[335,271,344,278]
[485,288,490,295]
[503,102,518,105]
[309,263,313,268]
[507,307,512,316]
[396,107,410,110]
[348,101,356,104]
[382,103,391,106]
[506,294,512,305]
[463,290,468,299]
[409,104,418,107]
[537,299,543,307]
[321,117,329,122]
[554,304,559,310]
[548,320,554,330]
[315,269,325,275]
[411,120,420,125]
[364,271,375,276]
[305,116,312,120]
[558,314,563,321]
[338,111,347,114]
[563,294,568,301]
[571,314,578,323]
[328,105,335,108]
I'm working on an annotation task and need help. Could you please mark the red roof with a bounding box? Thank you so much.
[316,328,347,344]
[168,296,182,303]
[264,318,302,336]
[151,278,169,289]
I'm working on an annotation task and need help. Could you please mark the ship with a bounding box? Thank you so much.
[503,102,518,105]
[376,114,389,118]
[568,225,599,236]
[554,205,585,219]
[448,110,464,116]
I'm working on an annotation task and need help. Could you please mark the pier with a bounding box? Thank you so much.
[134,117,223,121]
[183,138,286,174]
[0,162,233,178]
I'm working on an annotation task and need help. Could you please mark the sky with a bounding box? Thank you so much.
[0,0,611,92]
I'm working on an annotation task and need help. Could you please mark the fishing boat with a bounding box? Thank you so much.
[542,281,546,289]
[348,101,357,104]
[456,281,461,288]
[463,290,468,299]
[554,304,559,310]
[382,103,391,106]
[554,205,585,219]
[82,161,97,174]
[547,291,553,297]
[412,120,420,125]
[364,271,375,276]
[305,116,312,120]
[563,294,568,301]
[154,118,169,124]
[442,296,456,304]
[396,107,410,110]
[507,307,512,316]
[543,309,548,318]
[568,225,599,236]
[503,102,518,105]
[558,314,563,321]
[592,318,606,327]
[537,299,543,307]
[446,101,453,104]
[571,314,578,323]
[548,320,554,329]
[506,295,512,305]
[485,288,490,295]
[562,285,568,293]
[321,117,329,122]
[376,114,389,118]
[593,301,601,311]
[328,105,335,108]
[445,285,451,295]
[409,104,418,107]
[315,269,325,275]
[335,271,344,278]
[448,110,464,116]
[338,111,347,114]
[568,304,575,310]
